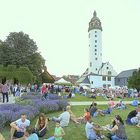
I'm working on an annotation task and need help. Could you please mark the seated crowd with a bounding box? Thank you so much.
[0,102,140,140]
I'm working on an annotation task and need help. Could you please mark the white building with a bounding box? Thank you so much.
[77,11,117,88]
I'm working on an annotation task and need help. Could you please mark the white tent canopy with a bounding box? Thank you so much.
[55,78,71,84]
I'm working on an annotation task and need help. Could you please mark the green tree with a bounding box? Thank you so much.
[4,32,37,66]
[128,68,140,92]
[27,52,45,78]
[0,31,52,83]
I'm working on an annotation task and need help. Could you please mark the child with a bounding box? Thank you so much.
[24,128,39,140]
[77,108,91,123]
[46,122,65,140]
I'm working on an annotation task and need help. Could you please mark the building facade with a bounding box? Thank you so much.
[115,69,137,87]
[77,11,117,88]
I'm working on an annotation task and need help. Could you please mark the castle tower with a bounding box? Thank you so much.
[88,11,102,74]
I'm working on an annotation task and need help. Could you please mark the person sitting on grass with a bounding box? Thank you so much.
[108,98,116,109]
[131,98,139,107]
[89,102,98,117]
[97,104,112,116]
[24,127,39,140]
[0,133,5,140]
[77,108,91,123]
[51,107,70,127]
[46,122,65,140]
[85,118,103,140]
[125,104,140,125]
[34,113,48,137]
[136,119,140,128]
[106,115,127,140]
[114,100,126,110]
[130,104,140,125]
[10,114,30,140]
[66,105,80,124]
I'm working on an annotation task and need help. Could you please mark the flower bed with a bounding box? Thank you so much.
[0,94,68,129]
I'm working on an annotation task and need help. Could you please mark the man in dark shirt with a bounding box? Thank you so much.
[126,107,139,125]
[89,103,98,117]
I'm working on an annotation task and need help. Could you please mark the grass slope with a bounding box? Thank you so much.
[2,105,140,140]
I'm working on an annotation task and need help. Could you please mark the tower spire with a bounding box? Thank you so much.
[88,11,102,32]
[93,11,97,17]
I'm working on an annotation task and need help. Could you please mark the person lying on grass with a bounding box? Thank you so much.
[97,104,112,116]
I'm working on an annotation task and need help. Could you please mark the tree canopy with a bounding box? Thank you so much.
[0,31,53,83]
[128,68,140,92]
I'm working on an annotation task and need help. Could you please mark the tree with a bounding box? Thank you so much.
[4,32,38,66]
[0,31,52,83]
[27,52,45,79]
[128,68,140,92]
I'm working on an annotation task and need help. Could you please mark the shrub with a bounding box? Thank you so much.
[0,94,68,128]
[16,99,33,106]
[56,99,68,110]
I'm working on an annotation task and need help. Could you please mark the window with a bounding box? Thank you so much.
[102,76,106,81]
[95,53,97,55]
[89,44,90,47]
[95,31,97,33]
[106,67,109,69]
[96,68,98,71]
[90,62,92,67]
[95,45,97,47]
[108,71,111,75]
[95,40,97,43]
[95,49,97,51]
[107,76,111,81]
[95,58,97,60]
[100,53,102,56]
[91,81,93,84]
[108,84,111,87]
[95,35,97,37]
[89,33,90,38]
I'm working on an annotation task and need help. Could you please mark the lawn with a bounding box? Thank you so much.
[67,93,136,102]
[1,105,140,140]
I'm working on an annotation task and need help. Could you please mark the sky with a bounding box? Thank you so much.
[0,0,140,77]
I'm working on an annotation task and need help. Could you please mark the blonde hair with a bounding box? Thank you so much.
[66,105,71,110]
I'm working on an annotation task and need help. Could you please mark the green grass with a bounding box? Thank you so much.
[67,94,136,102]
[1,105,140,140]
